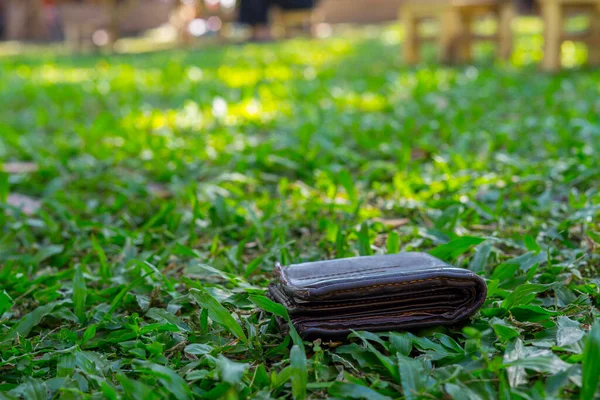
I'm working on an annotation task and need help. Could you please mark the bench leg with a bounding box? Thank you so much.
[498,2,514,61]
[456,12,473,64]
[589,9,600,66]
[402,10,419,65]
[64,23,82,52]
[440,9,461,64]
[542,2,562,72]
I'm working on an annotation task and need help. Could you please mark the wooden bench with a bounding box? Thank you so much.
[58,3,112,50]
[196,1,321,41]
[272,8,323,38]
[58,0,175,50]
[400,0,514,64]
[317,0,403,24]
[539,0,600,71]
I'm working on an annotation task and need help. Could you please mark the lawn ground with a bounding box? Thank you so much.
[0,22,599,399]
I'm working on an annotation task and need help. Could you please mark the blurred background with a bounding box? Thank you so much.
[0,0,538,48]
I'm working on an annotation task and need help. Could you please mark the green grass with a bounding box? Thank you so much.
[0,23,599,399]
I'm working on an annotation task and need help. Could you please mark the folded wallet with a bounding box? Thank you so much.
[269,252,487,339]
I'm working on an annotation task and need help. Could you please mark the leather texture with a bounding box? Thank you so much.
[269,252,487,339]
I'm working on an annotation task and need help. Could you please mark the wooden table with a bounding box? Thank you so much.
[539,0,600,71]
[400,0,514,65]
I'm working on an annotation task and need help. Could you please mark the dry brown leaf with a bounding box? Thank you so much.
[411,148,428,160]
[375,218,410,228]
[6,194,42,215]
[585,235,597,251]
[471,224,497,232]
[2,162,39,174]
[374,234,388,247]
[147,182,171,199]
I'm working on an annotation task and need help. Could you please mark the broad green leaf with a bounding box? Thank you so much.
[105,272,153,319]
[200,382,230,400]
[434,204,460,231]
[328,382,392,400]
[1,302,57,343]
[184,343,214,356]
[249,294,289,320]
[10,379,47,400]
[117,373,161,400]
[491,318,520,341]
[556,316,584,348]
[429,236,485,261]
[510,305,558,321]
[350,330,388,348]
[100,381,119,400]
[57,353,76,378]
[504,340,570,381]
[586,230,600,245]
[350,331,399,380]
[244,256,264,278]
[409,335,458,360]
[502,283,551,310]
[433,333,463,353]
[469,242,492,273]
[290,345,308,400]
[81,324,97,345]
[514,251,546,272]
[523,234,541,252]
[248,294,305,348]
[506,353,570,374]
[389,332,412,356]
[503,339,527,388]
[546,365,582,396]
[490,262,521,283]
[398,354,430,400]
[215,355,249,385]
[34,245,63,263]
[336,343,381,369]
[581,321,600,400]
[146,308,191,332]
[272,366,294,389]
[445,382,483,400]
[254,364,270,388]
[190,288,247,343]
[134,361,192,400]
[0,290,13,316]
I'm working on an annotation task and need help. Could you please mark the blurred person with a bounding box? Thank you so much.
[0,0,5,39]
[239,0,315,41]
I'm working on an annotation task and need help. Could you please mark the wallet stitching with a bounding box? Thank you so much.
[316,277,472,299]
[290,265,406,281]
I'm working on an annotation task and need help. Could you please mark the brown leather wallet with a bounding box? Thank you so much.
[269,252,487,339]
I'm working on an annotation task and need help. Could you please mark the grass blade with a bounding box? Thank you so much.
[73,265,87,323]
[290,345,307,400]
[91,236,110,280]
[190,288,248,343]
[581,320,600,400]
